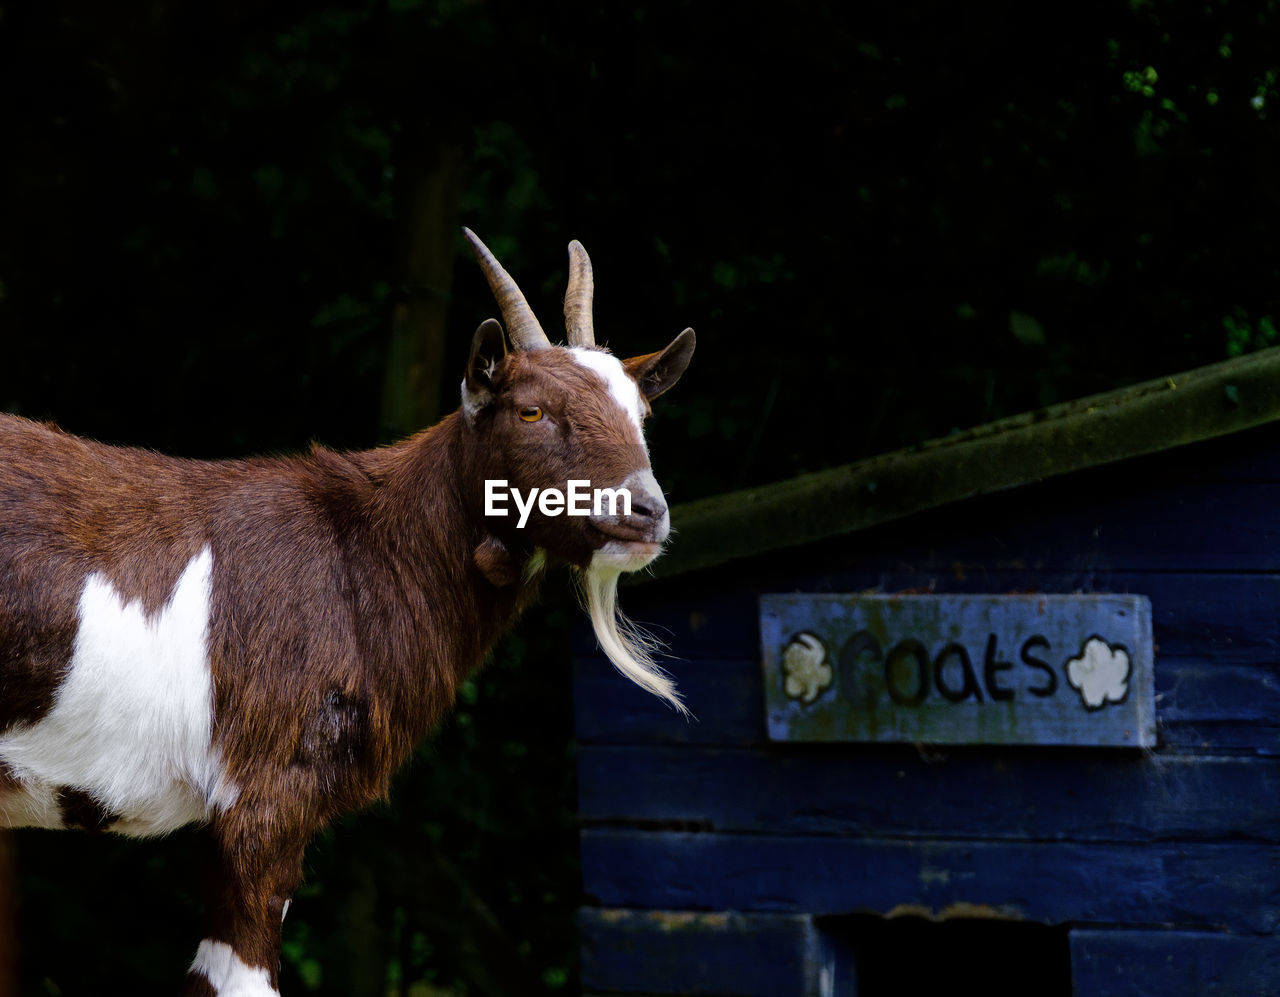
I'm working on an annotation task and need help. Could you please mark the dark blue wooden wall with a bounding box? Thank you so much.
[574,423,1280,996]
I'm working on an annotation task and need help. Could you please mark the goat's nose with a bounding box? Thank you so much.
[620,470,668,527]
[628,488,668,524]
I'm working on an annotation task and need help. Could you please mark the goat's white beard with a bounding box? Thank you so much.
[578,565,688,716]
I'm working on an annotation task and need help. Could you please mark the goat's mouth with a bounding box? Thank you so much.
[589,517,667,570]
[589,517,668,547]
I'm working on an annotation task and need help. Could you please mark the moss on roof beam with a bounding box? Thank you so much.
[655,346,1280,579]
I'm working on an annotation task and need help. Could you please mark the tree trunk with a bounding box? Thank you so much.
[380,138,466,441]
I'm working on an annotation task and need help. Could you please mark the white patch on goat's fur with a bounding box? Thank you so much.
[190,939,278,997]
[570,348,646,438]
[0,548,238,835]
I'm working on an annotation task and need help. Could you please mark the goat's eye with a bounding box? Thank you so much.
[518,406,543,423]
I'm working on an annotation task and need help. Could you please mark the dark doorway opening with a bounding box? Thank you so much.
[829,914,1072,997]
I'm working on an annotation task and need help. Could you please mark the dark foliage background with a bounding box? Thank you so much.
[0,0,1277,994]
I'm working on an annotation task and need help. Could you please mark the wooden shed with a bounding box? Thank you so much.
[574,348,1280,996]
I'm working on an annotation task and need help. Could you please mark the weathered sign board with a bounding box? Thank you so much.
[760,594,1155,747]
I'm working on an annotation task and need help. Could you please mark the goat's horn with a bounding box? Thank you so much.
[462,228,551,351]
[564,240,595,348]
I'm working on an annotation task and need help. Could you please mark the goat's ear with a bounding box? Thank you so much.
[623,327,695,401]
[464,319,507,409]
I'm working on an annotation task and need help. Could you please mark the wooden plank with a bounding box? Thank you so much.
[1162,720,1280,754]
[870,480,1280,574]
[578,908,854,996]
[1157,661,1280,724]
[605,573,1280,667]
[1070,929,1280,997]
[760,594,1155,747]
[577,747,1280,842]
[578,570,1280,752]
[654,472,1280,583]
[579,831,1280,933]
[575,653,1280,752]
[574,657,766,746]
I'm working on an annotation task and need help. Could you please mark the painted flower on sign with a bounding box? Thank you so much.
[1065,637,1130,710]
[781,631,832,705]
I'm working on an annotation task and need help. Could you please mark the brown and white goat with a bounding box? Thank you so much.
[0,230,694,995]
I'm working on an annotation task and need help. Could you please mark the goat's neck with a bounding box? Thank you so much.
[351,412,539,742]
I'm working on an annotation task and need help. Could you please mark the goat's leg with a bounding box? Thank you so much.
[181,814,307,997]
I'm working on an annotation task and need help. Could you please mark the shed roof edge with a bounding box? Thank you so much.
[651,346,1280,579]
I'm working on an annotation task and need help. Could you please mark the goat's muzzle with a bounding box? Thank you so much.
[588,469,670,569]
